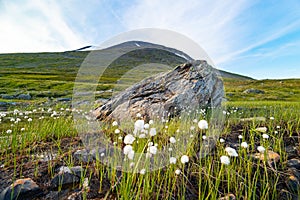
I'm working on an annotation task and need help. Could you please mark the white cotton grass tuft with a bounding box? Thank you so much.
[149,120,154,125]
[123,145,133,155]
[219,138,225,143]
[124,134,135,144]
[198,120,208,130]
[255,127,267,133]
[241,142,248,148]
[270,117,275,120]
[136,113,142,118]
[180,155,189,164]
[175,169,181,175]
[140,169,146,174]
[144,123,150,129]
[169,137,176,144]
[148,146,158,155]
[262,134,269,139]
[6,129,12,134]
[225,147,238,157]
[202,135,207,140]
[149,128,157,136]
[112,121,118,126]
[220,155,230,165]
[257,146,266,153]
[238,135,243,139]
[114,129,120,134]
[134,120,144,131]
[169,157,177,164]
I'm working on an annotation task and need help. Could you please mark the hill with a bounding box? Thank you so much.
[0,42,298,105]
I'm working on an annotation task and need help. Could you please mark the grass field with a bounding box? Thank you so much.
[0,51,299,199]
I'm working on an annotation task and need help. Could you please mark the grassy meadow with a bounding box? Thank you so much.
[0,51,299,199]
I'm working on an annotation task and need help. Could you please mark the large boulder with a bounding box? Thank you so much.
[94,60,224,121]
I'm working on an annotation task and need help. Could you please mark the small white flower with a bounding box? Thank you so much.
[114,129,120,134]
[190,126,195,130]
[140,168,146,174]
[202,135,207,140]
[198,120,208,130]
[238,135,243,139]
[276,126,280,129]
[274,131,278,134]
[100,153,105,157]
[168,148,173,152]
[149,120,154,125]
[169,137,176,144]
[257,146,266,153]
[255,127,267,133]
[6,129,12,134]
[149,146,158,154]
[149,128,157,137]
[123,145,133,155]
[262,134,269,139]
[127,150,135,160]
[175,169,181,175]
[136,113,142,118]
[134,120,144,131]
[28,118,32,122]
[241,142,248,148]
[220,155,230,165]
[270,117,275,120]
[219,138,225,143]
[225,147,238,157]
[124,134,135,144]
[112,121,118,126]
[169,157,177,164]
[180,155,189,164]
[21,128,25,131]
[144,123,150,129]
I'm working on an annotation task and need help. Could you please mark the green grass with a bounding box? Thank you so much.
[0,51,299,199]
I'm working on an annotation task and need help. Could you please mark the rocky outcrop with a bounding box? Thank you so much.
[94,60,224,121]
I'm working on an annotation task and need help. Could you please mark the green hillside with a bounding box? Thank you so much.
[0,51,299,105]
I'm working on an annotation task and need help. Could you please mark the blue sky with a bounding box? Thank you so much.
[0,0,299,79]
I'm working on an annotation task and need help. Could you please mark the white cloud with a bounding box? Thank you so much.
[0,0,85,53]
[120,0,252,65]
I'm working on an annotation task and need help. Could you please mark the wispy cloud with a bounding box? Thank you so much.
[0,0,85,53]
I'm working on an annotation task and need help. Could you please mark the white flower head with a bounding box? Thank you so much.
[149,120,154,125]
[180,155,189,164]
[220,155,230,165]
[149,128,157,137]
[256,127,267,133]
[114,129,120,134]
[6,129,12,134]
[136,113,142,118]
[28,118,32,122]
[21,128,25,131]
[124,134,135,144]
[144,123,150,129]
[149,146,158,155]
[169,157,177,164]
[198,120,208,130]
[175,169,181,175]
[238,135,243,139]
[134,120,144,131]
[112,121,118,126]
[140,169,146,174]
[219,138,225,143]
[225,147,238,157]
[202,135,207,140]
[262,134,269,139]
[169,137,176,144]
[257,146,265,153]
[270,117,275,120]
[241,142,248,148]
[123,145,133,154]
